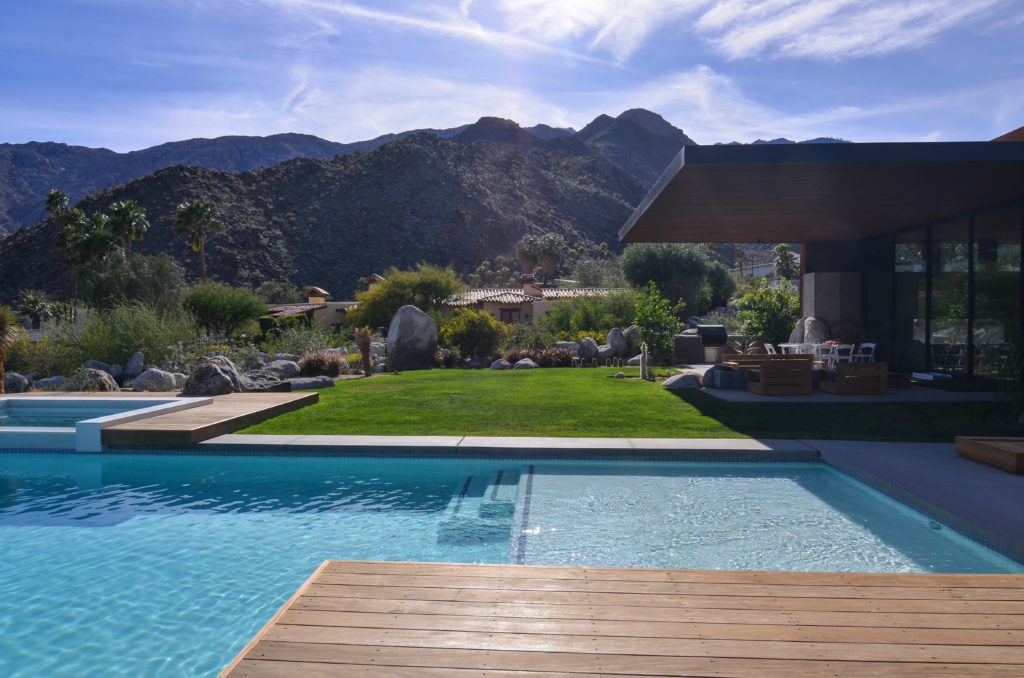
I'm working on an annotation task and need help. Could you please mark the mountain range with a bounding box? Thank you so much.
[0,109,688,300]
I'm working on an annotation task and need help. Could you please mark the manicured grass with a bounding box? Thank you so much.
[242,368,1004,442]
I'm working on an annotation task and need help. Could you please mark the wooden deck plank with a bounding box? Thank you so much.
[222,560,1024,677]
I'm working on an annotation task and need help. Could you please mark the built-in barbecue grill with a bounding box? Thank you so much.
[696,325,728,346]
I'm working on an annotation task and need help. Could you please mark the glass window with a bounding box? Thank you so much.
[930,218,970,375]
[973,204,1021,377]
[892,228,927,372]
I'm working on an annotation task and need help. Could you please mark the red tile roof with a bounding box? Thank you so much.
[444,287,627,306]
[267,303,326,317]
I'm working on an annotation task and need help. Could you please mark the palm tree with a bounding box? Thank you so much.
[0,305,25,394]
[175,199,222,282]
[16,290,55,330]
[107,199,149,258]
[46,189,70,298]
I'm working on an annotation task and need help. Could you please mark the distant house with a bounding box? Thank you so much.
[444,275,626,324]
[267,287,356,332]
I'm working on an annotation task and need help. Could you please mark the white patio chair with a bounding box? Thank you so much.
[835,344,854,363]
[764,343,777,355]
[813,343,837,369]
[852,342,876,363]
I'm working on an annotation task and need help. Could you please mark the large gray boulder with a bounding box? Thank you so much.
[788,317,806,344]
[466,356,490,369]
[172,373,188,390]
[663,371,702,390]
[512,358,539,369]
[554,341,579,352]
[597,344,615,360]
[577,337,599,361]
[386,305,437,371]
[263,360,301,379]
[623,325,640,356]
[490,359,511,370]
[3,372,28,393]
[803,317,831,345]
[182,356,244,396]
[105,363,125,386]
[132,368,179,392]
[61,368,119,392]
[369,342,386,358]
[607,327,627,358]
[273,352,300,363]
[626,354,642,367]
[125,351,145,380]
[33,375,65,391]
[289,376,335,390]
[82,359,109,371]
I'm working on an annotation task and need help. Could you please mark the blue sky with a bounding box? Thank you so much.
[2,0,1023,151]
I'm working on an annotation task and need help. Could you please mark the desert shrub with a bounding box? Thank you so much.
[699,307,743,333]
[183,282,265,337]
[506,324,556,350]
[735,280,801,346]
[77,304,197,367]
[440,309,509,358]
[541,291,637,336]
[633,282,685,364]
[299,350,348,377]
[552,328,601,344]
[5,326,83,378]
[503,348,540,364]
[347,263,463,328]
[261,325,346,356]
[535,347,575,367]
[77,252,187,313]
[256,280,303,304]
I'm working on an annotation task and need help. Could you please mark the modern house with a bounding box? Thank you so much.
[619,130,1024,379]
[444,275,626,324]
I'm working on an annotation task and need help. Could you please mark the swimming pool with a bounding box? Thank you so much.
[0,452,1019,676]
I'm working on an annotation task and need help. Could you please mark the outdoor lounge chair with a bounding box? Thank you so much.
[745,355,813,395]
[956,437,1024,474]
[818,362,888,395]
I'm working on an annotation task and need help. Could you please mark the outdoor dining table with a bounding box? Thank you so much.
[778,343,813,354]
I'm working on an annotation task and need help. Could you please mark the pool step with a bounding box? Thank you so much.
[437,469,522,548]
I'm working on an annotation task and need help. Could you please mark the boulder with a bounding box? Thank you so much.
[172,373,188,389]
[662,371,702,390]
[597,344,614,360]
[577,337,599,360]
[289,376,335,390]
[607,327,627,357]
[262,359,301,379]
[106,363,125,385]
[386,305,438,372]
[787,317,806,344]
[626,354,642,367]
[182,356,244,396]
[325,346,348,356]
[623,325,639,355]
[3,372,28,393]
[125,351,145,380]
[33,375,65,391]
[466,356,490,369]
[803,317,831,345]
[82,359,109,371]
[554,341,579,352]
[61,368,119,392]
[374,363,387,373]
[490,359,511,370]
[273,352,300,363]
[512,358,539,369]
[132,368,179,392]
[258,351,274,365]
[369,342,386,358]
[614,371,626,379]
[244,374,293,392]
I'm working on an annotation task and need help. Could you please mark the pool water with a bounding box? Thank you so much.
[0,407,133,428]
[0,453,1019,677]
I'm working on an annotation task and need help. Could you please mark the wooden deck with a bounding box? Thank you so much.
[99,392,318,447]
[222,560,1024,677]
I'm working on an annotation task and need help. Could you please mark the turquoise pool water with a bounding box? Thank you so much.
[0,403,148,428]
[0,453,1019,677]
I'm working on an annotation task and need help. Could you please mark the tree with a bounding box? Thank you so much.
[183,282,265,337]
[515,234,542,274]
[621,243,724,315]
[354,326,374,377]
[440,308,509,358]
[537,233,565,282]
[46,189,70,298]
[633,282,684,363]
[256,281,303,304]
[0,305,26,394]
[773,243,799,280]
[347,263,463,329]
[77,252,187,312]
[62,210,119,298]
[736,280,801,346]
[16,290,56,330]
[107,199,150,258]
[175,199,223,282]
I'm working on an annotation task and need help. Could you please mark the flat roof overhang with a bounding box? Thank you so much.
[619,141,1024,243]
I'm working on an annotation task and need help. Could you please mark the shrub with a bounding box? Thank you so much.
[536,347,575,367]
[735,280,801,346]
[299,350,348,377]
[440,309,509,358]
[541,291,637,336]
[506,324,556,350]
[256,280,303,304]
[183,282,266,337]
[77,252,187,313]
[61,367,117,392]
[261,325,346,356]
[347,263,463,328]
[77,304,198,367]
[633,282,684,364]
[503,348,540,364]
[5,329,82,378]
[621,243,733,315]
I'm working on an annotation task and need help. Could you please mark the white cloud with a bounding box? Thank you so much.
[497,0,1006,61]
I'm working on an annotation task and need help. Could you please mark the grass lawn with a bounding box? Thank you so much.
[243,368,1005,442]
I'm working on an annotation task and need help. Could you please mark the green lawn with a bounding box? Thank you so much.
[243,368,1004,442]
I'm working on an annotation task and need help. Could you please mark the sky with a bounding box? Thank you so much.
[2,0,1023,151]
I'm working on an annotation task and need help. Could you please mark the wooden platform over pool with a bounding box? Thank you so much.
[222,559,1024,677]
